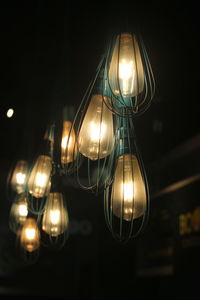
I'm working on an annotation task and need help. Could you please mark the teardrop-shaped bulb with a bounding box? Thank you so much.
[10,160,28,194]
[9,193,28,233]
[27,155,52,198]
[42,192,69,237]
[78,94,114,160]
[108,33,144,98]
[111,154,146,221]
[61,121,77,164]
[20,218,40,252]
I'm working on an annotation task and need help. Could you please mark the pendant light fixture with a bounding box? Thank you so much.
[19,217,40,253]
[26,126,53,214]
[104,110,149,241]
[68,58,116,195]
[9,193,28,234]
[104,32,155,116]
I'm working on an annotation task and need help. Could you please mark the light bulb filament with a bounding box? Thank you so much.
[35,172,48,188]
[90,121,106,143]
[123,181,134,202]
[16,172,26,184]
[50,209,60,225]
[18,204,28,217]
[25,228,36,240]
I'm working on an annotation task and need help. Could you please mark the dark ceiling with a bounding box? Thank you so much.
[0,1,200,299]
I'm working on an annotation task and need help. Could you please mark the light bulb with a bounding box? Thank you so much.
[42,192,69,237]
[9,193,28,233]
[27,155,52,198]
[78,94,114,160]
[108,33,144,98]
[20,218,40,252]
[11,160,28,194]
[61,121,77,164]
[111,154,146,221]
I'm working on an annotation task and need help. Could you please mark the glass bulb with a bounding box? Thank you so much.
[11,160,28,194]
[108,33,144,98]
[9,194,28,233]
[27,155,52,198]
[42,192,69,237]
[78,94,114,160]
[61,121,77,164]
[20,218,40,252]
[111,154,146,221]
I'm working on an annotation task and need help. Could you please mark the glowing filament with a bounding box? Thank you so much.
[35,173,48,188]
[123,181,134,202]
[16,172,26,185]
[50,209,60,225]
[18,203,28,217]
[119,59,134,80]
[25,228,36,240]
[90,121,106,143]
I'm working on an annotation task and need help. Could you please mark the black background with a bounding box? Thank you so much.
[0,1,200,299]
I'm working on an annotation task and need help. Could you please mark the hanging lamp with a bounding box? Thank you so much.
[103,31,155,116]
[104,109,150,241]
[67,59,116,195]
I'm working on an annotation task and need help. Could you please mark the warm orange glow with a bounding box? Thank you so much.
[27,155,52,198]
[78,94,114,160]
[111,154,146,221]
[61,121,77,164]
[20,218,40,252]
[11,160,28,194]
[108,33,144,98]
[9,193,28,233]
[42,192,69,237]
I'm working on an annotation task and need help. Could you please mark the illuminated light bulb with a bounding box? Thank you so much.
[7,108,14,118]
[108,33,144,98]
[9,193,28,233]
[10,160,28,194]
[78,94,114,160]
[20,218,40,252]
[61,121,77,164]
[42,192,69,237]
[28,155,52,198]
[111,154,146,221]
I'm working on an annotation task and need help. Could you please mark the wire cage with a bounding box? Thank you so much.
[9,192,28,234]
[104,109,150,242]
[66,57,118,195]
[26,126,54,214]
[6,159,29,203]
[40,170,69,249]
[103,31,155,117]
[16,217,40,264]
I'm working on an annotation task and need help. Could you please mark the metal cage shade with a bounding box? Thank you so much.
[104,113,150,241]
[10,160,28,194]
[19,218,40,253]
[42,192,69,237]
[104,32,155,116]
[78,94,115,160]
[111,154,146,222]
[108,33,144,98]
[27,155,52,199]
[9,193,28,234]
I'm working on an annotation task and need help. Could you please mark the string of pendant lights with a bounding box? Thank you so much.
[7,30,155,262]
